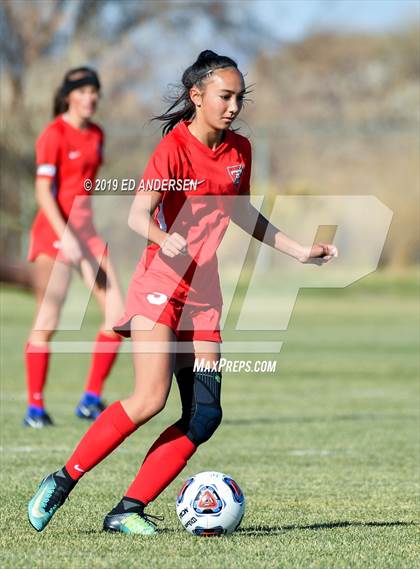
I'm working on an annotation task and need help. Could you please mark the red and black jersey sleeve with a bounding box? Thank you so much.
[35,125,62,179]
[239,137,252,196]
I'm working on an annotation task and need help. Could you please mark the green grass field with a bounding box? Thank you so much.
[1,270,419,568]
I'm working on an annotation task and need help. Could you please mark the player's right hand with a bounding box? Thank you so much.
[300,243,338,265]
[160,232,187,258]
[60,231,83,264]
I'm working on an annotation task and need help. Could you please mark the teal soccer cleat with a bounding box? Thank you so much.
[28,473,70,532]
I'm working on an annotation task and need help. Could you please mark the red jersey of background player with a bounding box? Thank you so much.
[129,120,251,307]
[28,114,104,261]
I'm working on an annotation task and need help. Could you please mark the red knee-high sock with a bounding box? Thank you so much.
[65,401,137,480]
[125,425,197,505]
[83,332,122,397]
[25,342,50,408]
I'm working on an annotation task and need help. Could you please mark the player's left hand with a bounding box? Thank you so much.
[300,243,338,265]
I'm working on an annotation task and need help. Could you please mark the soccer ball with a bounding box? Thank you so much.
[176,471,245,536]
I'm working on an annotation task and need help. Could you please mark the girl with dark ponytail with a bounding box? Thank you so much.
[28,51,337,535]
[154,50,239,135]
[24,67,124,429]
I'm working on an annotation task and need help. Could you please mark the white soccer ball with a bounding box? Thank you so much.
[176,471,245,536]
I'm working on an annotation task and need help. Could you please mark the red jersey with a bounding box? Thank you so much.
[133,120,252,306]
[32,114,103,234]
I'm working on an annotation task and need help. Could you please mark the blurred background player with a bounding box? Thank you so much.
[28,51,337,533]
[24,67,124,428]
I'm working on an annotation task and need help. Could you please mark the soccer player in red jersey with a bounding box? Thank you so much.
[28,52,337,533]
[24,68,124,428]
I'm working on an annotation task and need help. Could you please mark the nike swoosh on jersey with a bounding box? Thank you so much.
[68,151,81,159]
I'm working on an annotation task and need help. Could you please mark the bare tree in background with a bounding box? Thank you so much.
[0,0,178,110]
[0,0,277,111]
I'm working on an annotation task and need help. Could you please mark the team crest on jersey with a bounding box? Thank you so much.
[227,164,244,186]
